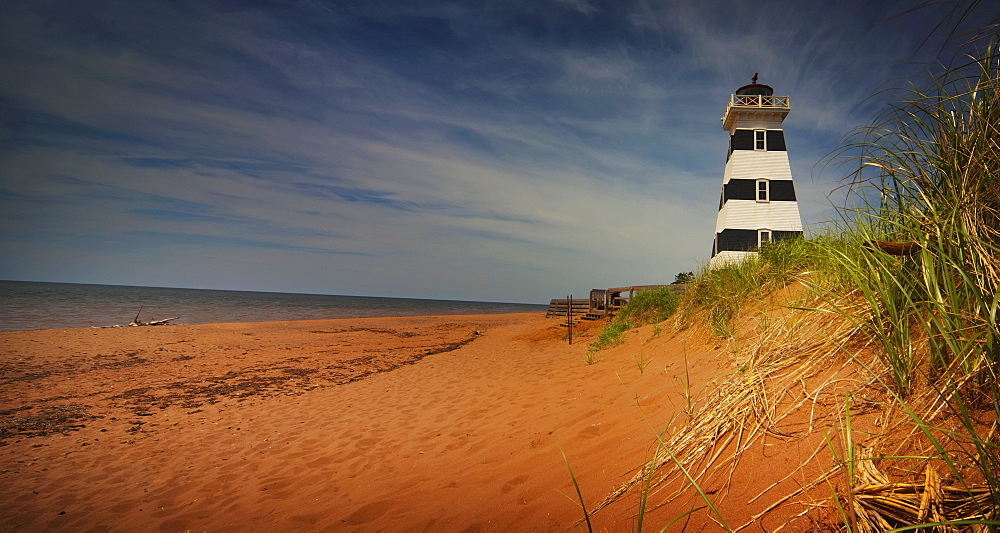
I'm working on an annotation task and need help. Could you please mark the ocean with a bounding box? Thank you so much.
[0,280,547,332]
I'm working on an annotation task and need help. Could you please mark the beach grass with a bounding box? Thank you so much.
[814,38,1000,527]
[675,235,826,338]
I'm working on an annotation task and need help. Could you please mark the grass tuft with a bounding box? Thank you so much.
[676,236,829,337]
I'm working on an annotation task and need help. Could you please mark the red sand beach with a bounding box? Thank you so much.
[0,313,855,531]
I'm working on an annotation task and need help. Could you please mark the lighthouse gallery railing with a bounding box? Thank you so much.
[728,94,790,109]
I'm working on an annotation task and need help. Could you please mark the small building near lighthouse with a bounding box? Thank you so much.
[710,75,803,268]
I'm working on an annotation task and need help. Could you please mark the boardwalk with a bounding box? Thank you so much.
[545,285,684,320]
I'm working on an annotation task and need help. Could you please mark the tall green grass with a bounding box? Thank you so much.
[827,42,1000,398]
[818,38,1000,525]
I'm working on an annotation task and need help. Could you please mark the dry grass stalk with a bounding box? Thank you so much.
[592,292,863,524]
[849,446,995,532]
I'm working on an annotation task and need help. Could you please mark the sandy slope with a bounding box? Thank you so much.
[0,313,853,531]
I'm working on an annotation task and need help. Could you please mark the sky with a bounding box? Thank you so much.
[1,0,995,303]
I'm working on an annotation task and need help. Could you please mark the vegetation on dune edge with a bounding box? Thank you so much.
[575,32,1000,533]
[588,286,680,354]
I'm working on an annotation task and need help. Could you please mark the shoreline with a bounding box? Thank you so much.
[0,280,546,333]
[0,310,546,334]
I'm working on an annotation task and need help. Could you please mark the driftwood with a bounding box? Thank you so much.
[128,307,179,327]
[864,240,920,256]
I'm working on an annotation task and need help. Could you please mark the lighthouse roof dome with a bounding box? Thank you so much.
[735,83,773,96]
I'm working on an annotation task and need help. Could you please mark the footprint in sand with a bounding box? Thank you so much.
[576,423,605,439]
[344,499,391,525]
[566,409,603,426]
[500,474,529,494]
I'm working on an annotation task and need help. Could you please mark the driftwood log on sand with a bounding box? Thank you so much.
[864,240,919,256]
[128,307,179,327]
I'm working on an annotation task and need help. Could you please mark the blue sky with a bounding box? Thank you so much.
[0,1,994,303]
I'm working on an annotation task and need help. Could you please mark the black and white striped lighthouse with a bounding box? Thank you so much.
[710,75,803,268]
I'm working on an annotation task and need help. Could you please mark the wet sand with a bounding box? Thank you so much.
[0,313,836,531]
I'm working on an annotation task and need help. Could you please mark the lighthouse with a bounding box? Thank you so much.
[710,75,803,268]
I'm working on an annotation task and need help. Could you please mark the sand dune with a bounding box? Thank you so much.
[0,313,850,531]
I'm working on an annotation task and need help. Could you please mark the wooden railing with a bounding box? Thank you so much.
[728,94,790,109]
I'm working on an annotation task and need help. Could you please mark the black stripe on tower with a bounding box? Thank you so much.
[717,179,796,209]
[727,130,786,160]
[714,229,802,253]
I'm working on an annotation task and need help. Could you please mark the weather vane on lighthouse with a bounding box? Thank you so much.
[710,74,803,268]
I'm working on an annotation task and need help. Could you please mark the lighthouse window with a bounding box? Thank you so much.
[756,179,769,202]
[759,230,772,247]
[755,130,766,150]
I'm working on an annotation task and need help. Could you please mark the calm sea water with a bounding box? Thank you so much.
[0,280,547,332]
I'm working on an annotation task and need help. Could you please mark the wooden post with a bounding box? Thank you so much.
[567,294,573,345]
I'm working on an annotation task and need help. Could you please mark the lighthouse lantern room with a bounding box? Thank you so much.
[710,74,803,268]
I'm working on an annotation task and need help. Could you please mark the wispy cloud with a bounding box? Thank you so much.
[1,0,990,301]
